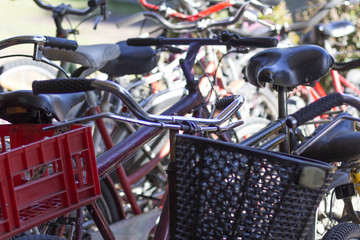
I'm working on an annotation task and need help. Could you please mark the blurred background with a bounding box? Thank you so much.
[0,0,143,45]
[1,0,359,59]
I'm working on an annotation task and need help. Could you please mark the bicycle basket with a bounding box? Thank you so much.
[0,124,100,239]
[169,134,334,240]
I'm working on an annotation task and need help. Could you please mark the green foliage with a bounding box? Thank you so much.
[295,0,360,61]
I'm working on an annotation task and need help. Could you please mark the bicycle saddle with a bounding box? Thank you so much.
[296,113,360,163]
[100,41,157,76]
[43,43,121,70]
[0,90,86,124]
[301,20,356,44]
[245,45,334,88]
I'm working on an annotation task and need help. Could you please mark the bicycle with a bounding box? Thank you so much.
[124,7,360,237]
[31,39,360,239]
[0,3,282,230]
[37,1,281,213]
[29,29,360,239]
[241,35,360,239]
[118,0,280,123]
[5,29,359,239]
[29,80,338,240]
[0,0,108,91]
[0,0,178,219]
[0,31,278,239]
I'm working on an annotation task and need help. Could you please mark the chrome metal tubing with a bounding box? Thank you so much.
[0,35,46,50]
[90,80,245,125]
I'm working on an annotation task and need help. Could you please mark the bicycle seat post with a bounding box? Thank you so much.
[276,85,289,152]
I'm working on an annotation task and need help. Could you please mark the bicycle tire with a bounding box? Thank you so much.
[235,82,278,121]
[96,179,123,223]
[0,59,57,91]
[14,235,64,240]
[233,117,270,143]
[322,222,360,240]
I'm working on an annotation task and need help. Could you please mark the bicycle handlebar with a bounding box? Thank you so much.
[333,58,360,71]
[0,35,78,51]
[287,93,360,127]
[138,0,272,22]
[44,36,78,50]
[126,35,278,48]
[32,79,244,128]
[33,0,105,16]
[287,93,344,127]
[116,1,266,32]
[139,0,233,21]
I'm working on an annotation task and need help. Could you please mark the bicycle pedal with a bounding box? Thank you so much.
[335,183,356,199]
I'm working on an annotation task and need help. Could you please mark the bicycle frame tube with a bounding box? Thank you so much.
[138,0,234,21]
[331,70,344,94]
[337,71,360,96]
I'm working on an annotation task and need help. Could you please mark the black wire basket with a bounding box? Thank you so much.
[169,134,334,240]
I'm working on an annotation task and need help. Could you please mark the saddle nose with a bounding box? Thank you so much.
[257,67,276,87]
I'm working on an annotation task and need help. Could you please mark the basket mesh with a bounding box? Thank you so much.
[172,135,334,240]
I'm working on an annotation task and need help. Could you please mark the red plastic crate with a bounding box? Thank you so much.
[0,124,100,239]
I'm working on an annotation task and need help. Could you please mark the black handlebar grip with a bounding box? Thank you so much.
[45,36,78,50]
[215,95,238,110]
[230,37,278,48]
[288,93,344,126]
[127,38,162,46]
[32,79,95,95]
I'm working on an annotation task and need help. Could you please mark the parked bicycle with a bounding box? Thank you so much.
[0,31,279,239]
[118,0,280,124]
[25,31,360,240]
[0,0,108,91]
[28,80,339,240]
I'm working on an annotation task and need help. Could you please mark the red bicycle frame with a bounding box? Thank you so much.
[306,69,360,102]
[139,0,234,21]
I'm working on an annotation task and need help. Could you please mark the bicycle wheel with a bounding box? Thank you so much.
[233,82,278,121]
[232,117,270,143]
[322,222,360,240]
[14,235,64,240]
[96,179,124,223]
[0,59,57,91]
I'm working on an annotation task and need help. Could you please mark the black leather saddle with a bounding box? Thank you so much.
[245,45,334,88]
[301,20,356,45]
[0,90,86,124]
[43,41,157,76]
[296,113,360,163]
[100,41,158,76]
